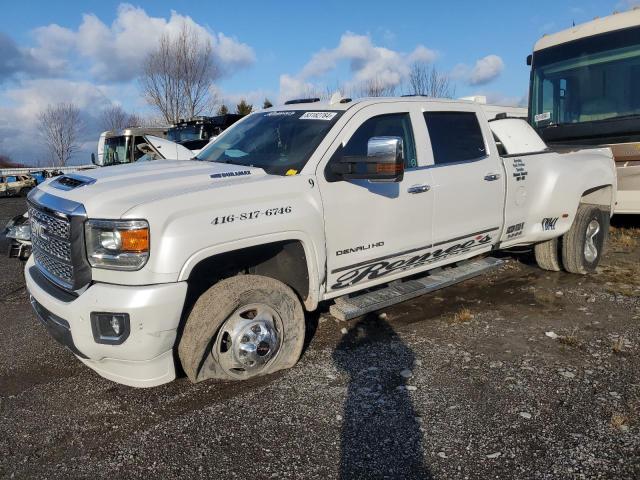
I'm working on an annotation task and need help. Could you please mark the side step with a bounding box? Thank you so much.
[329,257,503,321]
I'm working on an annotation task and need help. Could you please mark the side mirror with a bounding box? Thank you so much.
[114,151,120,163]
[329,136,404,182]
[91,152,97,165]
[526,54,532,66]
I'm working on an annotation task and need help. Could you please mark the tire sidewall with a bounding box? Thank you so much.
[180,275,305,382]
[576,207,608,272]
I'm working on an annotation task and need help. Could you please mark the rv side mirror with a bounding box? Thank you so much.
[328,136,404,183]
[91,152,97,165]
[526,54,532,66]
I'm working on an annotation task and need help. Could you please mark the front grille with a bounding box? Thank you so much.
[29,207,70,239]
[28,190,91,292]
[33,249,74,283]
[29,205,74,288]
[31,233,71,261]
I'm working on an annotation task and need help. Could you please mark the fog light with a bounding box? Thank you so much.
[90,312,130,345]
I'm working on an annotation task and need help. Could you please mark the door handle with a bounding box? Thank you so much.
[484,173,501,181]
[407,184,431,194]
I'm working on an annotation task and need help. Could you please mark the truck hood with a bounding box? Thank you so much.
[38,160,268,218]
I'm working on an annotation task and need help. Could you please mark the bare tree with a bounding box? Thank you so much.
[357,77,397,97]
[126,112,143,127]
[406,62,456,98]
[38,103,82,167]
[99,105,141,131]
[140,23,218,123]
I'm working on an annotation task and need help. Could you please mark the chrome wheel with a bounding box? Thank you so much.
[213,303,282,377]
[584,219,600,263]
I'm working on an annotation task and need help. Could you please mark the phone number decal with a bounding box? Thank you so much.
[212,206,292,225]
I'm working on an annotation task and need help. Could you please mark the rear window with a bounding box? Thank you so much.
[424,112,486,165]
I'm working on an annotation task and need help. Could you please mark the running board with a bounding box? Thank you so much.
[329,257,503,321]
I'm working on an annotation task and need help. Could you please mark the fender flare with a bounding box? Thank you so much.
[178,230,322,311]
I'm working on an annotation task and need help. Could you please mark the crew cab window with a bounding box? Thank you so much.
[343,113,418,168]
[424,112,486,165]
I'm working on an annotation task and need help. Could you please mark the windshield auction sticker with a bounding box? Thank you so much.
[300,112,337,120]
[534,112,551,123]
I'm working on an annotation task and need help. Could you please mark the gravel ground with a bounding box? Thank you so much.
[0,196,639,479]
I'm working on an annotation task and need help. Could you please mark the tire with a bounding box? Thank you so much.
[178,275,305,383]
[534,237,561,271]
[561,205,609,274]
[20,187,32,197]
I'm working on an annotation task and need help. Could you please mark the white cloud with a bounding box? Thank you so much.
[0,32,52,80]
[30,3,255,83]
[0,79,121,165]
[281,32,437,101]
[453,54,504,86]
[469,55,504,85]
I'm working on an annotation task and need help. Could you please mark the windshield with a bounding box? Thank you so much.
[531,26,640,128]
[168,125,202,143]
[103,136,131,166]
[195,110,343,175]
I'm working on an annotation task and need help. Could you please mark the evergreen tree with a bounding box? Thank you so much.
[263,98,273,109]
[217,104,229,115]
[236,99,253,116]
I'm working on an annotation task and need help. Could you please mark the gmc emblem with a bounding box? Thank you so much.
[31,219,48,241]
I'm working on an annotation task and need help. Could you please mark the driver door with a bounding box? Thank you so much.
[317,103,434,296]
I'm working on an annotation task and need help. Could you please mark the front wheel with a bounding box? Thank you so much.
[178,275,305,383]
[562,205,609,274]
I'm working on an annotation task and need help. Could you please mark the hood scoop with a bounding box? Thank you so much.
[52,174,97,191]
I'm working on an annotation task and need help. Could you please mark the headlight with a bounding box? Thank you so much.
[7,223,31,241]
[85,219,150,270]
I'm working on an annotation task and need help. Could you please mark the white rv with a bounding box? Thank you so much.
[529,8,640,214]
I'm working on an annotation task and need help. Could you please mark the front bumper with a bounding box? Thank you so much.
[25,256,188,388]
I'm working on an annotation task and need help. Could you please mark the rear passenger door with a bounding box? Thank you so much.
[423,108,505,255]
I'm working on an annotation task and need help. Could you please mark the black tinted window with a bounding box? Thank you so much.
[343,113,417,168]
[424,112,486,165]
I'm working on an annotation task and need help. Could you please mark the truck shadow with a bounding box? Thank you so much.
[332,315,433,479]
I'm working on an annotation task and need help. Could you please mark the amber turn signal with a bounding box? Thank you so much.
[120,228,149,252]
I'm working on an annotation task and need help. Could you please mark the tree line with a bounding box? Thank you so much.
[37,23,454,167]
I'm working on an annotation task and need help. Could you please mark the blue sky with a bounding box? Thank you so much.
[0,0,635,164]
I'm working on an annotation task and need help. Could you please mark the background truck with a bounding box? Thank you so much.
[167,114,243,152]
[528,8,640,214]
[24,96,616,388]
[93,126,169,166]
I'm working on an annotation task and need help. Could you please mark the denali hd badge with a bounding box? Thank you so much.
[336,242,384,256]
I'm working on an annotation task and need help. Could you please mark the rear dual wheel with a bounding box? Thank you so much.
[535,205,609,274]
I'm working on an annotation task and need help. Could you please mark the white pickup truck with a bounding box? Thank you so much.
[25,97,616,388]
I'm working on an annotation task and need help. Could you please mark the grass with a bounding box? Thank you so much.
[611,413,629,431]
[558,328,582,348]
[609,226,639,250]
[612,335,628,355]
[450,307,473,324]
